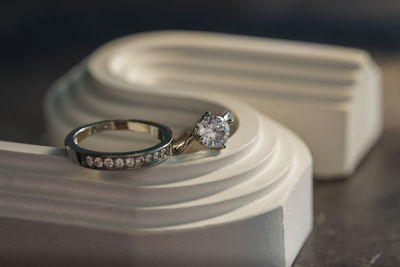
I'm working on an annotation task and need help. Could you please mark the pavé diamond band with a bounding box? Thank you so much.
[65,111,234,170]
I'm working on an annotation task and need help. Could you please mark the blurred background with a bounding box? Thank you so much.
[2,1,400,266]
[2,0,400,144]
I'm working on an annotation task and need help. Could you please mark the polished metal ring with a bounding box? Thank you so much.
[65,111,234,170]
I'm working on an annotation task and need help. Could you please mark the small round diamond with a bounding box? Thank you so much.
[85,156,94,167]
[94,157,103,168]
[115,158,124,168]
[135,156,144,166]
[104,157,114,168]
[125,158,135,167]
[144,154,153,163]
[153,151,161,160]
[196,114,230,149]
[160,148,167,158]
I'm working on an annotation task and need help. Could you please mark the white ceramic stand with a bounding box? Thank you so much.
[86,31,381,177]
[0,33,313,266]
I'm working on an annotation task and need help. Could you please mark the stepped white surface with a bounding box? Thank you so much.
[88,31,381,177]
[0,32,314,266]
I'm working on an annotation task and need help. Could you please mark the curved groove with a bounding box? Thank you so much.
[0,126,309,231]
[93,32,370,103]
[45,73,263,185]
[0,122,276,206]
[0,127,294,228]
[0,117,275,206]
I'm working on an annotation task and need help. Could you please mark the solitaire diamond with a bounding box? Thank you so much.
[196,114,230,149]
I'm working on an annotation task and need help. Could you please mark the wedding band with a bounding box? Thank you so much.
[65,111,234,170]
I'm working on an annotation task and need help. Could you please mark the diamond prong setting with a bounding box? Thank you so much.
[194,113,230,149]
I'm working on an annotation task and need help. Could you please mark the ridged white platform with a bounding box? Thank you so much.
[83,31,380,177]
[0,32,313,266]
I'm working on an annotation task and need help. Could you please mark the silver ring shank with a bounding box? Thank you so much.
[65,120,173,170]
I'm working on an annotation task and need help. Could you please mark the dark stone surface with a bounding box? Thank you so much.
[295,129,400,266]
